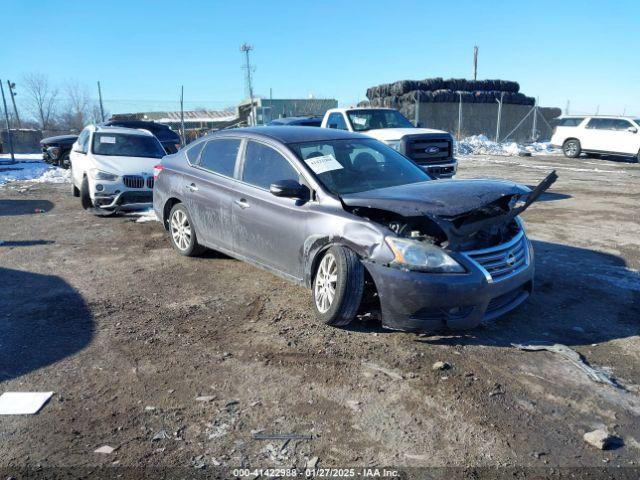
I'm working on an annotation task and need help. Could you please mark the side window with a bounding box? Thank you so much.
[327,113,348,130]
[242,141,299,190]
[186,141,205,164]
[611,119,632,131]
[77,130,90,153]
[586,118,611,130]
[199,139,241,177]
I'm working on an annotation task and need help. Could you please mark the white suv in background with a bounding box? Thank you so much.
[69,125,166,215]
[551,116,640,162]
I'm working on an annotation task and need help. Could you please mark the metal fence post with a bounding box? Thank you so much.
[0,80,15,163]
[495,92,504,142]
[531,97,538,142]
[414,97,420,127]
[457,92,462,141]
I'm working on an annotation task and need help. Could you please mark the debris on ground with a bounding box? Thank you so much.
[456,135,558,157]
[512,342,619,387]
[152,429,170,441]
[583,429,622,450]
[362,361,404,380]
[0,392,54,415]
[432,361,451,371]
[306,456,319,468]
[195,396,216,402]
[94,445,115,454]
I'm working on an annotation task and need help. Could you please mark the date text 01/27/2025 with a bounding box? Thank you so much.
[233,467,400,477]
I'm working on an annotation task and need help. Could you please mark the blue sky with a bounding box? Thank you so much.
[2,0,639,115]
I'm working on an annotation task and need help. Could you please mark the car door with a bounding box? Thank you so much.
[183,137,241,251]
[608,119,638,154]
[70,129,91,185]
[581,118,615,151]
[232,139,309,280]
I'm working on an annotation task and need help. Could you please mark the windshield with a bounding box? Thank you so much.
[347,109,414,132]
[92,133,166,158]
[290,138,430,195]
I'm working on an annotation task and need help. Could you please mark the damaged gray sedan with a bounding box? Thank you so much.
[153,127,556,332]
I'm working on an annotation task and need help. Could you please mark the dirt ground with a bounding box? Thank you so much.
[1,152,639,478]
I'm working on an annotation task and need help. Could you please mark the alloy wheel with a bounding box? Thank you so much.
[565,142,578,156]
[314,253,338,313]
[170,209,192,251]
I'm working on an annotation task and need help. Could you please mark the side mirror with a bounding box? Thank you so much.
[416,122,423,128]
[270,179,307,199]
[71,143,83,153]
[628,127,638,133]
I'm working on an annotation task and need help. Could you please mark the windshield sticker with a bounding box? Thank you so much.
[352,116,367,126]
[305,154,344,174]
[100,136,116,144]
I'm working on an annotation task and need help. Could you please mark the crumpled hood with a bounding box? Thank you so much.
[341,179,531,218]
[365,127,449,141]
[342,171,558,250]
[91,155,160,176]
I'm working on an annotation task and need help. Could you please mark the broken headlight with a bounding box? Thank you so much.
[385,237,465,273]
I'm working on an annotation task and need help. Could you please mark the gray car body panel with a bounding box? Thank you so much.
[153,126,550,331]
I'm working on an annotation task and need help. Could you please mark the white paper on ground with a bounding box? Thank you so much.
[305,154,343,174]
[0,391,54,415]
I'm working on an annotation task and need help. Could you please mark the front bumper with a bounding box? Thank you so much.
[422,161,457,178]
[365,238,535,332]
[93,190,153,211]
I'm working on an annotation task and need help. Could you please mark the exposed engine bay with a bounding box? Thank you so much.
[343,171,558,252]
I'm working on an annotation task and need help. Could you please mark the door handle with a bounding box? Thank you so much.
[235,198,250,209]
[186,183,198,192]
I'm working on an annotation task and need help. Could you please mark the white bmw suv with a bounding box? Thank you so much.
[551,116,640,162]
[69,125,166,215]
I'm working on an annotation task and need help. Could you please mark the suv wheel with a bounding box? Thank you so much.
[563,139,581,158]
[80,176,93,209]
[168,203,205,256]
[312,246,364,327]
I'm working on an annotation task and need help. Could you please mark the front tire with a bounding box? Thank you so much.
[80,176,93,209]
[168,203,205,256]
[312,246,364,327]
[563,139,581,158]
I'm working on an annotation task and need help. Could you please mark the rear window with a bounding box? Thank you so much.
[92,133,165,158]
[556,117,584,127]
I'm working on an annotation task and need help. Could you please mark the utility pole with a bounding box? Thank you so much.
[240,43,255,126]
[97,81,105,122]
[0,80,15,163]
[7,80,20,129]
[473,46,478,81]
[457,92,463,141]
[180,85,185,145]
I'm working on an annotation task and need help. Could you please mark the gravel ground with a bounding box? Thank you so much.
[0,153,639,478]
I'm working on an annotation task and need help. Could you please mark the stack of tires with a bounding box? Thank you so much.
[365,77,535,111]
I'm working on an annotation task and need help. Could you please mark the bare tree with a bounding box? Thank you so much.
[22,72,59,130]
[61,80,91,131]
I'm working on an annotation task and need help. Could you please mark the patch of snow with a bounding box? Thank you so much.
[0,155,70,186]
[126,209,159,223]
[455,135,559,157]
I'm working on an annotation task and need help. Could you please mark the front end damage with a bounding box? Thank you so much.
[341,171,558,331]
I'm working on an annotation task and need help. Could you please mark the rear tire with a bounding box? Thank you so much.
[312,246,364,327]
[168,203,205,256]
[562,139,581,158]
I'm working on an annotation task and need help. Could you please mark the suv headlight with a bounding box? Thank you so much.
[384,140,402,151]
[385,236,465,273]
[90,169,119,181]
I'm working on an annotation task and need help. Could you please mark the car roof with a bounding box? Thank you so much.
[212,126,369,143]
[93,125,155,136]
[269,116,323,125]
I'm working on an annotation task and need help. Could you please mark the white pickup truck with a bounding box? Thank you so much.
[321,107,457,178]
